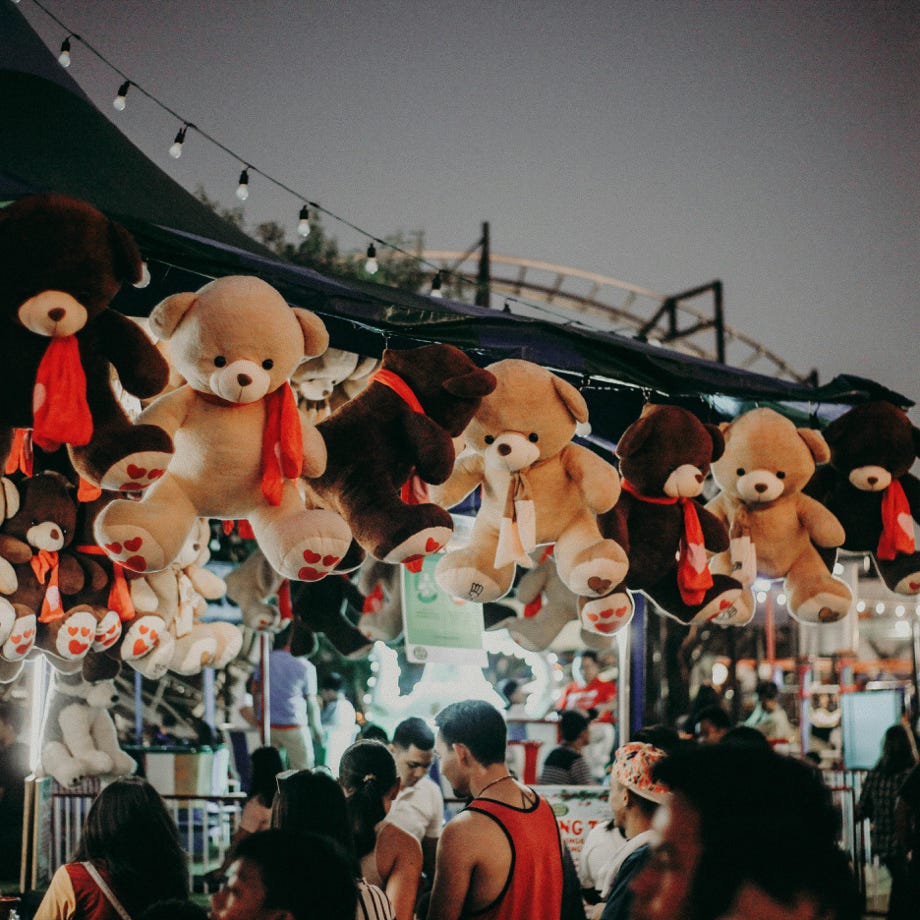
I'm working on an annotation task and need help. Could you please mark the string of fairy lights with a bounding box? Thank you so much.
[16,0,619,330]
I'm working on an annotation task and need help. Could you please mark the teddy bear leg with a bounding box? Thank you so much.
[0,597,15,647]
[95,477,197,574]
[91,608,123,653]
[876,553,920,595]
[578,589,634,637]
[358,598,405,643]
[118,612,171,666]
[128,627,176,680]
[682,577,747,626]
[506,604,577,652]
[305,603,372,659]
[372,502,454,568]
[40,605,99,662]
[785,551,853,624]
[41,740,87,788]
[225,548,285,632]
[1,607,36,661]
[169,626,220,675]
[206,622,244,669]
[435,544,515,603]
[555,518,629,599]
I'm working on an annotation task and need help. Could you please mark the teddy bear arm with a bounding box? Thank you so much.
[0,556,17,594]
[704,494,731,527]
[58,702,97,759]
[561,446,621,512]
[95,310,170,399]
[300,424,328,479]
[797,495,846,547]
[403,414,456,483]
[698,506,731,553]
[135,387,194,438]
[188,566,227,600]
[515,562,550,605]
[429,453,485,509]
[89,708,123,757]
[0,534,33,566]
[598,505,631,557]
[58,554,86,595]
[73,555,109,594]
[901,473,920,520]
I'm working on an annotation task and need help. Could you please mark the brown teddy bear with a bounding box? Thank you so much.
[582,404,745,634]
[0,194,173,490]
[706,407,852,624]
[431,359,628,605]
[307,344,497,566]
[805,401,920,595]
[95,275,353,584]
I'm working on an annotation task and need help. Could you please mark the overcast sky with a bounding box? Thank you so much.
[16,0,919,406]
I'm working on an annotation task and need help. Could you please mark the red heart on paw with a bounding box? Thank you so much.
[298,567,323,581]
[614,606,629,618]
[125,537,143,552]
[10,634,21,644]
[124,555,146,571]
[127,464,147,479]
[132,639,150,657]
[425,538,441,553]
[105,542,123,555]
[15,642,31,655]
[148,469,165,480]
[149,630,159,642]
[322,555,340,567]
[68,640,89,656]
[139,624,149,635]
[100,635,118,648]
[719,598,732,610]
[68,625,79,636]
[120,481,144,491]
[303,550,321,564]
[910,581,920,591]
[586,612,599,623]
[403,556,424,573]
[588,577,612,595]
[80,627,91,637]
[24,628,34,638]
[594,621,619,634]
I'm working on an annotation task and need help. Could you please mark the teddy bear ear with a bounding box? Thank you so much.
[148,292,198,340]
[442,367,498,399]
[552,375,589,424]
[704,423,726,461]
[107,221,145,286]
[292,308,330,358]
[615,414,652,459]
[797,427,831,464]
[1,477,21,521]
[351,356,380,380]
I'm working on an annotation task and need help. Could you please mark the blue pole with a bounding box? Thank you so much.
[203,667,216,732]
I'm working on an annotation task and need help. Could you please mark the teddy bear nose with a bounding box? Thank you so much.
[237,373,252,387]
[754,483,767,493]
[695,473,704,483]
[497,443,512,456]
[48,307,66,322]
[867,476,878,485]
[50,527,61,540]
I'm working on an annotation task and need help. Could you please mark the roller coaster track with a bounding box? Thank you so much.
[421,250,815,385]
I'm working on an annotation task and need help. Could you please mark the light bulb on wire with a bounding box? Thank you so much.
[430,271,443,298]
[58,36,72,68]
[113,80,131,111]
[236,168,250,201]
[297,205,311,239]
[365,242,379,275]
[169,125,188,159]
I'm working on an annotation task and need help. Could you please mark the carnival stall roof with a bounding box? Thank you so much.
[1,3,911,447]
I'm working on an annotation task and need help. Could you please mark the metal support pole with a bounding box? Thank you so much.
[202,667,216,733]
[134,668,143,745]
[260,631,272,748]
[629,595,646,737]
[475,221,490,307]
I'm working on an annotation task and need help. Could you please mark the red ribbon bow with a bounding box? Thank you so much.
[30,549,65,623]
[878,480,916,560]
[261,382,304,506]
[32,336,93,451]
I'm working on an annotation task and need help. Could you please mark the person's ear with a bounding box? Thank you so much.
[453,741,472,767]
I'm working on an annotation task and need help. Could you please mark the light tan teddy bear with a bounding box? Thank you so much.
[706,407,852,624]
[95,276,352,584]
[431,359,627,605]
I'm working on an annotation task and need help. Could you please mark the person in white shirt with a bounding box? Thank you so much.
[320,671,358,776]
[386,716,443,882]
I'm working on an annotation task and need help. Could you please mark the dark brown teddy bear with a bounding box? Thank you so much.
[0,194,172,490]
[806,401,920,595]
[307,344,497,566]
[584,404,744,632]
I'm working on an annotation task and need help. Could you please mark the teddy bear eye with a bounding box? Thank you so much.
[528,433,539,443]
[262,359,274,370]
[214,355,227,367]
[736,468,745,476]
[776,471,786,479]
[484,435,495,445]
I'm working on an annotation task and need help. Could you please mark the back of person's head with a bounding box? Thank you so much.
[392,716,435,751]
[878,722,917,775]
[248,745,284,806]
[321,671,345,693]
[755,680,779,702]
[231,829,357,920]
[138,899,209,920]
[338,740,399,857]
[434,699,506,766]
[653,744,857,920]
[579,650,600,665]
[695,705,731,732]
[719,724,773,750]
[560,709,590,743]
[359,722,389,744]
[273,623,293,651]
[74,776,188,911]
[611,742,669,816]
[272,768,357,869]
[632,723,683,753]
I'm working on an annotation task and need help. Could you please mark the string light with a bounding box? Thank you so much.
[113,80,131,111]
[169,124,188,159]
[365,242,379,275]
[430,271,443,298]
[57,36,71,68]
[297,204,311,239]
[236,167,250,201]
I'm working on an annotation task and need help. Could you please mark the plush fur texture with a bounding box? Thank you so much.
[584,404,744,633]
[805,401,920,595]
[355,558,404,642]
[307,344,497,565]
[707,408,852,624]
[95,275,352,582]
[0,194,172,488]
[431,359,627,605]
[292,348,379,424]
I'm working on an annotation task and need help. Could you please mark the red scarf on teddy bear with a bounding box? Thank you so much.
[31,336,94,451]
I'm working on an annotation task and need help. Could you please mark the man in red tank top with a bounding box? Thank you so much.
[428,699,565,920]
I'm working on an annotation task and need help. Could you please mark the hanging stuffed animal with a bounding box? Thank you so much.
[355,558,404,643]
[95,275,353,583]
[707,408,852,624]
[431,359,628,607]
[0,194,173,490]
[805,401,920,595]
[292,347,379,424]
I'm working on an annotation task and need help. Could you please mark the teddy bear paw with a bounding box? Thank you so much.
[242,602,284,633]
[579,592,634,636]
[81,751,114,775]
[52,608,99,659]
[565,557,630,599]
[893,571,920,595]
[2,613,36,661]
[170,635,220,675]
[129,631,176,680]
[693,588,750,627]
[435,560,504,603]
[0,557,17,595]
[383,526,453,569]
[120,615,169,661]
[0,598,16,647]
[791,592,852,624]
[99,451,171,493]
[92,610,123,651]
[110,751,137,776]
[99,526,166,574]
[52,762,87,788]
[359,614,402,644]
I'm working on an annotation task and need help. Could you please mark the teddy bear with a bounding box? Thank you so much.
[39,669,136,787]
[306,343,497,567]
[95,275,353,585]
[355,558,404,642]
[581,404,745,635]
[292,347,379,424]
[706,407,852,624]
[0,472,108,666]
[0,193,173,491]
[430,359,628,607]
[805,401,920,595]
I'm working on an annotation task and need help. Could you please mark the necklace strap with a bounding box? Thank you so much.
[475,774,515,798]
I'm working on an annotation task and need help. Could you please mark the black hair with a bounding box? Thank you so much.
[434,699,507,766]
[392,716,435,751]
[359,722,389,744]
[578,650,600,664]
[632,723,683,754]
[560,709,590,743]
[231,829,357,920]
[876,723,917,776]
[247,745,284,808]
[73,776,188,914]
[272,768,358,874]
[338,740,399,858]
[321,671,345,693]
[719,725,772,751]
[695,705,732,732]
[755,680,780,701]
[272,623,293,651]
